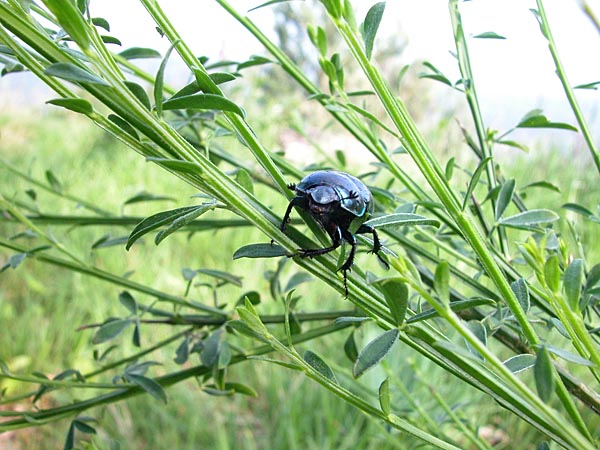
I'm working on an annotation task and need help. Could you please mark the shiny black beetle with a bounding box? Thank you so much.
[279,170,388,295]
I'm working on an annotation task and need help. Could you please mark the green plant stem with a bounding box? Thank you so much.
[253,326,461,449]
[448,0,508,257]
[395,258,593,448]
[0,236,227,316]
[326,9,592,444]
[428,386,494,450]
[535,0,600,175]
[0,159,112,216]
[0,321,352,432]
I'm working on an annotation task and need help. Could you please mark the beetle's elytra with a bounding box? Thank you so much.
[278,170,388,296]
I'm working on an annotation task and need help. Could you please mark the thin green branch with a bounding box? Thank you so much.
[535,0,600,174]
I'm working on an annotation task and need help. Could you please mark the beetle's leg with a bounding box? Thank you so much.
[356,224,390,269]
[296,225,342,258]
[279,196,302,233]
[338,230,358,298]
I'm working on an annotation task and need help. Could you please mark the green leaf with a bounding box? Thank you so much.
[344,331,358,363]
[235,168,254,194]
[362,2,386,60]
[465,320,487,359]
[108,114,139,139]
[72,418,97,435]
[119,291,137,314]
[155,202,217,245]
[92,319,132,344]
[209,72,237,85]
[126,205,204,250]
[233,243,288,259]
[353,328,399,378]
[236,304,268,337]
[46,98,93,115]
[434,261,450,304]
[284,272,313,292]
[521,181,560,193]
[544,255,561,292]
[379,378,391,415]
[154,40,179,117]
[504,354,536,374]
[304,350,337,383]
[248,356,302,371]
[495,179,515,220]
[91,235,128,249]
[45,169,62,191]
[545,345,594,366]
[377,278,409,326]
[237,55,272,71]
[124,81,151,110]
[510,278,530,313]
[573,80,600,90]
[125,373,167,403]
[226,320,268,343]
[44,62,108,86]
[419,61,452,87]
[201,329,224,367]
[196,268,243,287]
[462,156,492,210]
[118,47,161,60]
[516,109,577,131]
[562,202,594,217]
[585,263,600,292]
[248,0,292,12]
[364,213,440,228]
[564,259,583,311]
[498,209,559,228]
[123,191,175,205]
[534,346,555,402]
[146,157,202,175]
[445,157,455,180]
[92,17,110,32]
[346,103,397,136]
[497,139,529,152]
[473,31,506,39]
[43,0,91,49]
[406,297,495,323]
[221,382,258,397]
[162,93,245,117]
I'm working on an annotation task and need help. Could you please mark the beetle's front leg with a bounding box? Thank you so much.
[278,195,302,233]
[356,224,389,269]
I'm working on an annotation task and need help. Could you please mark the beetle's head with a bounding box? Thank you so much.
[307,185,338,216]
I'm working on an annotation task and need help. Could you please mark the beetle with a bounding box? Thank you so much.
[278,170,388,296]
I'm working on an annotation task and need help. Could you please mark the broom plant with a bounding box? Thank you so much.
[1,0,599,448]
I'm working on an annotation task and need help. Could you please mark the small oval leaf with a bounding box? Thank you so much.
[362,2,386,60]
[379,377,391,415]
[304,350,337,383]
[510,278,530,313]
[353,328,399,378]
[46,98,93,115]
[162,93,245,117]
[92,319,132,344]
[534,346,555,402]
[563,259,583,311]
[503,354,536,373]
[233,243,288,259]
[44,62,108,86]
[498,209,559,228]
[364,213,440,229]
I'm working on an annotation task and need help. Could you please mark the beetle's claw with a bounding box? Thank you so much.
[287,183,297,191]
